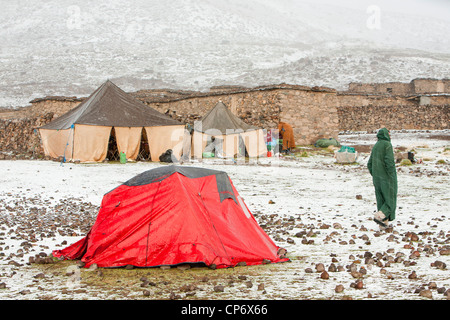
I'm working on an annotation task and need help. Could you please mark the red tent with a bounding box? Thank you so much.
[53,166,289,268]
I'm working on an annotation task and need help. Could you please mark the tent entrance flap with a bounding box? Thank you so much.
[137,128,151,161]
[115,127,142,161]
[106,128,119,161]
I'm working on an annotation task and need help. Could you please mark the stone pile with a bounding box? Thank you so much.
[0,113,53,159]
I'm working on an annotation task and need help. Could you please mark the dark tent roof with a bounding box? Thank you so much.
[40,80,180,130]
[123,165,226,186]
[120,165,236,203]
[193,101,259,134]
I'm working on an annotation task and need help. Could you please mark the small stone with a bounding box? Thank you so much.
[428,282,437,289]
[320,271,329,280]
[214,285,225,292]
[169,292,181,300]
[335,284,344,293]
[410,233,419,242]
[76,260,85,268]
[408,271,417,279]
[419,289,432,299]
[315,263,325,272]
[143,290,150,297]
[88,263,98,270]
[355,280,364,289]
[444,289,450,298]
[351,271,362,279]
[177,264,191,270]
[437,287,446,294]
[431,260,447,269]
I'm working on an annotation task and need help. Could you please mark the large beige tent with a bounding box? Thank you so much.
[191,102,267,158]
[39,80,186,162]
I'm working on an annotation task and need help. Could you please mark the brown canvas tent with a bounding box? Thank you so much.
[39,80,186,162]
[191,101,267,158]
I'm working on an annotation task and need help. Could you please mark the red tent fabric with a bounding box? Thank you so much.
[53,166,289,268]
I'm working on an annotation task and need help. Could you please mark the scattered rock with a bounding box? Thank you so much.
[213,285,225,293]
[315,263,325,272]
[419,290,432,299]
[355,280,364,290]
[335,284,344,293]
[143,290,150,297]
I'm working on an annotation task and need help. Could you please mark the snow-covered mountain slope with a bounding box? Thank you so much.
[0,0,449,108]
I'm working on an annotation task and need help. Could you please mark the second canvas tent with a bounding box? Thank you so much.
[191,101,267,158]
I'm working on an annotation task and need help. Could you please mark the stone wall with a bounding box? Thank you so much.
[347,78,450,95]
[0,98,81,121]
[141,88,283,129]
[0,113,54,159]
[138,85,339,145]
[278,89,339,145]
[412,79,450,94]
[0,81,449,159]
[338,105,449,132]
[347,82,413,95]
[337,93,418,107]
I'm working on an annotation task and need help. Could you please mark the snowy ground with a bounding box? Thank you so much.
[0,130,449,300]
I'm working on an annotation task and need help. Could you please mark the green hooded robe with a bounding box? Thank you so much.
[367,128,398,221]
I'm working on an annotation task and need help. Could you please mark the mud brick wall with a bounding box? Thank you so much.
[337,105,450,132]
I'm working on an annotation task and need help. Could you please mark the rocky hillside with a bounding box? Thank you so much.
[1,0,449,108]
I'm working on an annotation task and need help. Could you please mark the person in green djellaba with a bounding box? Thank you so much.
[367,128,398,229]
